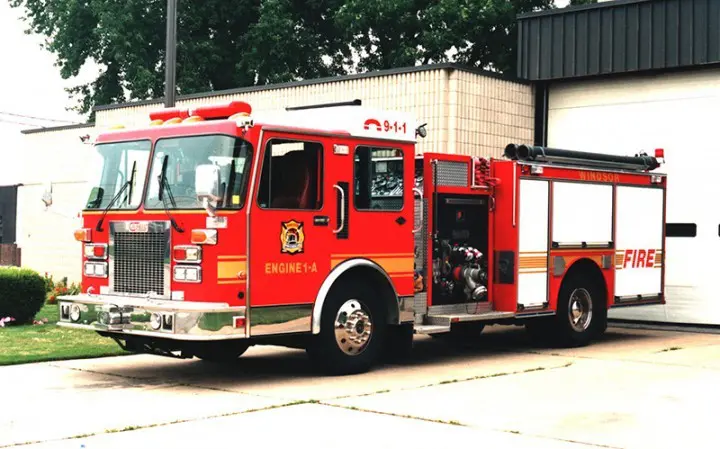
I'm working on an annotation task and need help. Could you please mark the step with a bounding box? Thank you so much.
[413,324,451,334]
[426,311,515,327]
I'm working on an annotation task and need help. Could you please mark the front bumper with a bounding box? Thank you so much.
[57,294,247,341]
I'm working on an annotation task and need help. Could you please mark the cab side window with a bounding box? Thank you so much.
[257,139,323,210]
[354,146,404,211]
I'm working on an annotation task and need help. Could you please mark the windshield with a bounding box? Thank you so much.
[144,135,252,210]
[85,140,152,210]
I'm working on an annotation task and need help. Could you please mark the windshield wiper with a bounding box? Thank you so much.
[158,155,184,233]
[96,161,136,232]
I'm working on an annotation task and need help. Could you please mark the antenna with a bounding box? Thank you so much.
[286,99,362,111]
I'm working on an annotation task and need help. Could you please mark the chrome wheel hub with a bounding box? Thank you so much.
[568,288,593,332]
[334,299,373,355]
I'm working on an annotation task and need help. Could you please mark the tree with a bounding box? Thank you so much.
[9,0,344,115]
[10,0,584,116]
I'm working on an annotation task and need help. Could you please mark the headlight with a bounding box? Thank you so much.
[150,312,162,330]
[70,304,81,322]
[173,265,201,283]
[84,262,108,278]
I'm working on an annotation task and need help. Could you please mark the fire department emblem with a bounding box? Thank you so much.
[280,220,304,255]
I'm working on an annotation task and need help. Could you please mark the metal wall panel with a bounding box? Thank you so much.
[517,0,720,81]
[547,67,720,325]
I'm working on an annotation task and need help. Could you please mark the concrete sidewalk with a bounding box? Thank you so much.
[3,326,720,449]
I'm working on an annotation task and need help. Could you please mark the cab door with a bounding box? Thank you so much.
[248,131,337,334]
[329,140,417,298]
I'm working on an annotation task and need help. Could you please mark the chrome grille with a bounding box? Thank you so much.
[110,221,170,297]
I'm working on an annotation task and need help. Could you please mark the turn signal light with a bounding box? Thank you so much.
[190,229,218,245]
[173,245,202,263]
[74,228,92,242]
[84,244,107,260]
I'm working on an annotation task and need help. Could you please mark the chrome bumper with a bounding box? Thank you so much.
[57,294,247,341]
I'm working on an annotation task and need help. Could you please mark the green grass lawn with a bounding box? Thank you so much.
[0,304,129,366]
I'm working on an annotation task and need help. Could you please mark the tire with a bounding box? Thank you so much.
[551,271,606,347]
[192,340,250,363]
[306,282,387,375]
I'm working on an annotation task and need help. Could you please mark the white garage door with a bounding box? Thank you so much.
[547,68,720,325]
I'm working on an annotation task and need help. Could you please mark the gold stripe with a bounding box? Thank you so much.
[217,261,246,279]
[143,209,236,215]
[331,257,413,274]
[218,255,247,261]
[218,280,246,285]
[330,253,414,258]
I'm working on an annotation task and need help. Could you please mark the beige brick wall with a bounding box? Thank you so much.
[96,67,534,158]
[453,71,534,158]
[97,69,453,156]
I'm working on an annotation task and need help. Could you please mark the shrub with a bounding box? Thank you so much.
[47,280,81,304]
[0,267,46,325]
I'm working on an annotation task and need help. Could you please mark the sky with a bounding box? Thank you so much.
[0,2,98,186]
[0,0,581,186]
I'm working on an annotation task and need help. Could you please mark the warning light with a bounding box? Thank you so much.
[655,148,665,159]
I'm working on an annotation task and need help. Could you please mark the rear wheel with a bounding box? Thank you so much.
[552,272,606,347]
[306,282,387,375]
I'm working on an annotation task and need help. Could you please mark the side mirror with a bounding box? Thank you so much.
[41,182,53,207]
[415,123,427,139]
[195,164,221,216]
[86,187,104,209]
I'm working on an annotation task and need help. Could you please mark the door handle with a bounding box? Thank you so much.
[313,216,330,226]
[333,184,345,234]
[412,187,422,233]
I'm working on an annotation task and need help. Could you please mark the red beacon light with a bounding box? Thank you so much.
[189,101,252,120]
[148,107,190,122]
[654,148,665,159]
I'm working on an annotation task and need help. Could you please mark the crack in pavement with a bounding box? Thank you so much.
[519,348,720,371]
[0,400,319,448]
[321,403,623,449]
[328,361,574,401]
[45,363,277,399]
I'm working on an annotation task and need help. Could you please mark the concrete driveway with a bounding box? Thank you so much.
[3,325,720,449]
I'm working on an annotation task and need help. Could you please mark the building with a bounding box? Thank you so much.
[516,0,720,325]
[16,0,713,326]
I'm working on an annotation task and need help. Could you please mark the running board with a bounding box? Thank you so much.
[414,324,451,334]
[427,311,515,327]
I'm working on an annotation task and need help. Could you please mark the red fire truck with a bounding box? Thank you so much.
[57,100,667,374]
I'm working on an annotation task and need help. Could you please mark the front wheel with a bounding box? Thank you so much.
[306,283,387,375]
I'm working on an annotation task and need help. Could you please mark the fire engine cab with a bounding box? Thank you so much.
[57,100,667,374]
